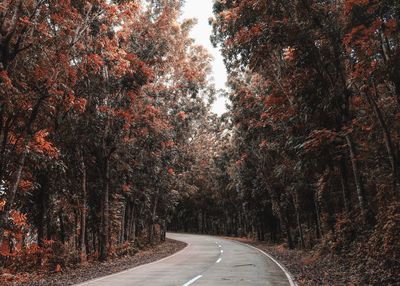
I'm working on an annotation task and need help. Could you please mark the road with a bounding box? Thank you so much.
[76,233,294,286]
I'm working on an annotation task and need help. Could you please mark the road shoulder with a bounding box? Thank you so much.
[4,239,187,286]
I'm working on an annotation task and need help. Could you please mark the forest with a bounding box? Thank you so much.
[1,0,400,285]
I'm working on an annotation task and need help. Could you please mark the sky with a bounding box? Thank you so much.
[181,0,228,115]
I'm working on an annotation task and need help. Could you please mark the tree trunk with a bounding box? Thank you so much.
[148,194,159,244]
[339,159,350,213]
[285,214,294,249]
[46,203,53,241]
[124,201,130,242]
[147,222,153,245]
[292,191,305,248]
[314,192,322,239]
[274,195,293,248]
[99,158,110,261]
[130,216,136,243]
[129,203,136,242]
[59,211,65,244]
[120,203,125,244]
[345,134,367,223]
[0,142,28,243]
[80,157,87,263]
[380,30,391,63]
[36,173,48,247]
[0,117,12,183]
[92,228,97,255]
[366,89,399,189]
[160,219,166,242]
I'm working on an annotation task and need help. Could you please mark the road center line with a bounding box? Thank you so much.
[216,257,222,263]
[182,275,202,286]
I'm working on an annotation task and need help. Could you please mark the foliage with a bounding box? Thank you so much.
[0,0,213,274]
[171,0,400,284]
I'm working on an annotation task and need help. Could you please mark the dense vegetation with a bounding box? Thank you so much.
[0,0,215,273]
[171,0,400,284]
[1,0,400,285]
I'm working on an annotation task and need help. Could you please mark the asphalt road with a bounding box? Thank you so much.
[76,233,294,286]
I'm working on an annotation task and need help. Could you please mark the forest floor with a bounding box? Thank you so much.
[225,237,360,286]
[1,238,187,286]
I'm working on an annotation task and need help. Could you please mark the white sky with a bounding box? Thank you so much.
[181,0,228,115]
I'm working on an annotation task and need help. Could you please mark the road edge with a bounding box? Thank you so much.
[74,240,190,286]
[232,240,297,286]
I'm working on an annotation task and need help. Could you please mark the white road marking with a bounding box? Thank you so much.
[220,249,223,253]
[216,258,222,263]
[234,241,297,286]
[218,245,222,248]
[182,275,202,286]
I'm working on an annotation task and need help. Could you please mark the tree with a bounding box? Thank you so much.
[0,0,214,269]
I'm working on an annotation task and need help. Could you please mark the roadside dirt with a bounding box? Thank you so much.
[1,238,187,286]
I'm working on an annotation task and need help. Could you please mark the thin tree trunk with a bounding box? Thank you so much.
[345,134,367,223]
[365,88,399,188]
[120,203,125,244]
[0,141,28,243]
[130,216,136,243]
[147,222,153,245]
[46,203,53,241]
[73,209,78,250]
[160,219,166,242]
[380,30,391,63]
[285,213,294,249]
[339,159,350,213]
[274,195,293,248]
[85,222,90,254]
[124,201,130,241]
[314,192,322,238]
[129,203,136,242]
[80,157,87,263]
[59,211,65,244]
[148,195,159,244]
[0,117,13,183]
[99,158,110,261]
[92,228,96,255]
[292,191,305,248]
[36,173,48,247]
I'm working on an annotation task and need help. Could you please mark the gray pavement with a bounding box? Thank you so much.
[76,233,292,286]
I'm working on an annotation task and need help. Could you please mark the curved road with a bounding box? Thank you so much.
[77,233,293,286]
